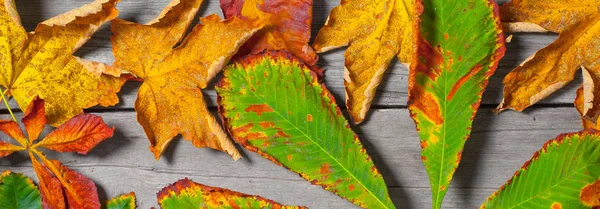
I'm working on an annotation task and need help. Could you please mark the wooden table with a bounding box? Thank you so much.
[1,0,583,208]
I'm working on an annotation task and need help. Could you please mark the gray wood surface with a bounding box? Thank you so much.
[0,0,587,208]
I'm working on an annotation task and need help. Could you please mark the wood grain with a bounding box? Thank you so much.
[0,0,587,209]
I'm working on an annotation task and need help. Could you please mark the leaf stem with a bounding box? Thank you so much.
[0,89,16,122]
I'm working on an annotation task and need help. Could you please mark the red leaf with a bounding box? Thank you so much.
[0,120,28,147]
[34,114,114,155]
[0,141,23,158]
[31,156,65,209]
[44,159,100,209]
[22,97,46,142]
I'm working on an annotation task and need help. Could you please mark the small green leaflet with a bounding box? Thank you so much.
[106,192,136,209]
[481,131,600,209]
[408,0,505,208]
[216,51,395,209]
[157,178,304,209]
[0,171,42,209]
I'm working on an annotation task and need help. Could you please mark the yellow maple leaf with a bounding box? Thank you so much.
[497,12,600,129]
[0,0,126,126]
[111,0,262,160]
[312,0,414,124]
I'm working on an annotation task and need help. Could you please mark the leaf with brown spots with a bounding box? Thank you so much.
[409,0,505,208]
[110,0,263,160]
[481,131,600,209]
[500,0,600,33]
[313,0,414,124]
[581,180,600,208]
[220,0,318,65]
[0,0,126,126]
[497,14,600,131]
[217,51,395,209]
[157,178,305,209]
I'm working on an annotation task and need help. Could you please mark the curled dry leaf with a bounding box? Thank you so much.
[500,0,600,33]
[409,0,505,208]
[106,192,136,209]
[111,0,263,160]
[0,97,115,209]
[313,0,414,124]
[481,131,600,209]
[0,0,126,126]
[496,14,600,129]
[158,178,305,209]
[217,51,395,209]
[0,170,42,209]
[220,0,318,65]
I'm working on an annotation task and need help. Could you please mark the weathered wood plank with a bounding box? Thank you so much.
[3,0,579,113]
[0,107,584,208]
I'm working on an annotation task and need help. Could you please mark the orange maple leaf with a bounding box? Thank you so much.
[220,0,318,66]
[0,0,126,126]
[0,97,115,208]
[111,0,263,160]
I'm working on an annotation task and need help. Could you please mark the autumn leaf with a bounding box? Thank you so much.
[157,178,305,209]
[500,0,600,33]
[110,0,263,160]
[0,0,126,126]
[0,170,42,209]
[481,131,600,209]
[106,192,136,209]
[408,0,505,208]
[220,0,318,66]
[31,156,64,209]
[496,14,600,129]
[312,0,414,124]
[217,51,395,209]
[0,97,115,208]
[0,140,24,158]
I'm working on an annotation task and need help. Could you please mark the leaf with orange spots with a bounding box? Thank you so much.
[500,0,600,33]
[157,178,305,209]
[497,14,600,131]
[220,0,318,65]
[312,0,414,124]
[0,0,126,126]
[408,0,505,208]
[217,51,395,209]
[481,131,600,209]
[110,0,263,160]
[0,97,115,209]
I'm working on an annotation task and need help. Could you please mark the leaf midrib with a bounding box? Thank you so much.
[505,162,600,208]
[242,65,391,209]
